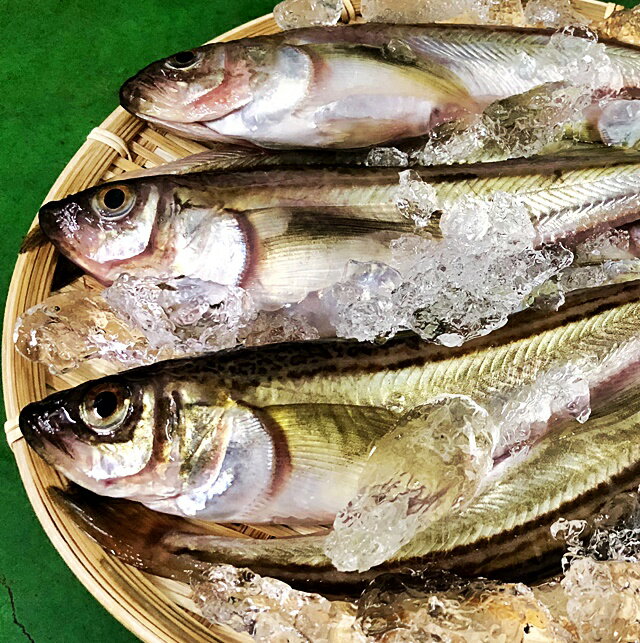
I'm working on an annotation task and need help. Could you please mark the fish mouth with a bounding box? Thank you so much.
[119,76,227,140]
[20,399,74,459]
[120,75,193,123]
[38,198,64,242]
[119,73,150,118]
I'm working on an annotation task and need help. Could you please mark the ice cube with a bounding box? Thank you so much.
[103,274,257,354]
[364,147,409,168]
[542,27,623,92]
[322,261,404,342]
[13,290,153,374]
[492,365,590,459]
[394,170,439,227]
[325,190,573,347]
[243,309,320,346]
[324,395,497,572]
[524,0,589,28]
[273,0,342,29]
[357,571,569,641]
[191,565,363,641]
[361,0,524,25]
[562,559,640,642]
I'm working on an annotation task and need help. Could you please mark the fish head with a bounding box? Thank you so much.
[120,42,256,137]
[38,179,167,284]
[20,371,279,518]
[20,375,157,499]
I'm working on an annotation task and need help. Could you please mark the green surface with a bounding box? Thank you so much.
[1,1,640,641]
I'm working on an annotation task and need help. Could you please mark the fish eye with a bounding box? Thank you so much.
[166,50,202,70]
[80,381,131,434]
[92,185,136,220]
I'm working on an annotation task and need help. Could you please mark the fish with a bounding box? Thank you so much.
[20,285,640,529]
[37,148,640,312]
[119,24,640,150]
[43,286,640,590]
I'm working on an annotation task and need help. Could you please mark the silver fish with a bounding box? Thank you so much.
[119,24,640,149]
[44,286,640,588]
[37,149,640,312]
[20,286,640,525]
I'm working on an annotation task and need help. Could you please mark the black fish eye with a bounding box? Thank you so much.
[93,184,136,220]
[80,381,131,434]
[93,390,119,419]
[166,50,201,70]
[103,187,125,210]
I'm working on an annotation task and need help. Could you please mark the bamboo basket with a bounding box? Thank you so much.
[1,0,628,640]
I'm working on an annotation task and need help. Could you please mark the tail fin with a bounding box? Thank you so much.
[19,225,50,254]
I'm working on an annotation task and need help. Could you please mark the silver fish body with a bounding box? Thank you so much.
[45,287,640,588]
[120,24,640,149]
[38,150,640,310]
[20,287,640,526]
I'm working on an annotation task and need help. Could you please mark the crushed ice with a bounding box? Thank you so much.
[193,566,568,641]
[15,276,319,374]
[545,492,640,641]
[192,564,362,642]
[273,0,342,29]
[324,184,574,347]
[325,365,590,573]
[524,0,588,28]
[103,275,256,354]
[361,0,526,25]
[324,395,497,572]
[13,290,153,374]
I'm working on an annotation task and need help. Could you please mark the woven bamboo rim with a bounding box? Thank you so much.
[1,0,626,641]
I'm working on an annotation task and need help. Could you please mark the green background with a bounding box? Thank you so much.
[0,0,638,640]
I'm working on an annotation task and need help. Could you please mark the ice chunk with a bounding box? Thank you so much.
[556,260,640,295]
[361,0,524,25]
[192,566,569,642]
[273,0,342,30]
[326,364,591,573]
[598,99,640,147]
[524,0,588,28]
[394,169,439,227]
[361,0,480,24]
[364,147,409,168]
[492,365,591,459]
[357,571,570,642]
[542,27,623,93]
[243,309,320,346]
[543,229,640,299]
[541,492,640,641]
[15,279,322,374]
[13,290,153,374]
[575,228,632,262]
[599,6,640,46]
[322,261,403,342]
[552,491,640,566]
[192,565,363,642]
[414,84,591,166]
[324,395,498,572]
[562,559,640,642]
[326,188,573,347]
[103,275,256,354]
[415,29,621,166]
